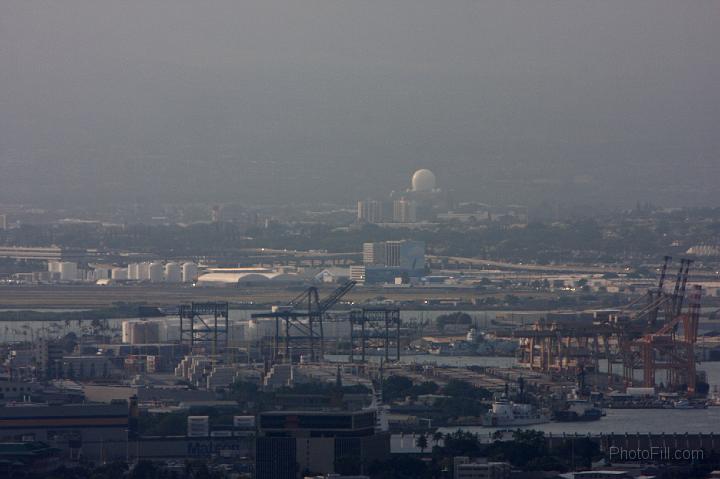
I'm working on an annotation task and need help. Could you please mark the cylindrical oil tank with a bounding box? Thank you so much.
[111,267,128,280]
[121,320,132,343]
[182,262,198,283]
[148,262,164,283]
[94,267,110,280]
[59,262,78,281]
[137,262,151,281]
[165,262,182,283]
[127,263,140,280]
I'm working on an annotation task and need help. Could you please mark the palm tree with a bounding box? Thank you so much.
[433,431,444,446]
[415,433,428,454]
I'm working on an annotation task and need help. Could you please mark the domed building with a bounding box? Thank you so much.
[358,168,452,224]
[411,169,437,192]
[382,169,448,222]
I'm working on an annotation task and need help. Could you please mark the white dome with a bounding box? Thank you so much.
[411,169,436,192]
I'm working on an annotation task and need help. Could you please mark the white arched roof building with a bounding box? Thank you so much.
[195,267,302,286]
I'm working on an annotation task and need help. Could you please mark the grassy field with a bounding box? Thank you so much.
[0,284,525,309]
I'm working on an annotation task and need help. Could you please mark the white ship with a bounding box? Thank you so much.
[481,397,550,427]
[708,387,720,407]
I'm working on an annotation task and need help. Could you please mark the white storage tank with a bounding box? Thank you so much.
[127,263,140,280]
[111,267,128,280]
[148,262,164,283]
[121,321,132,344]
[164,262,182,283]
[137,262,151,281]
[59,262,78,281]
[182,262,198,283]
[94,267,110,280]
[187,416,209,437]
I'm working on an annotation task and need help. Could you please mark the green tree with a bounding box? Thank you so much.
[416,433,428,453]
[438,430,482,458]
[383,375,414,402]
[129,461,160,479]
[442,380,491,400]
[89,461,127,479]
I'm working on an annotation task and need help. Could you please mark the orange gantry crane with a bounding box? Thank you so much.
[514,256,703,395]
[618,257,703,393]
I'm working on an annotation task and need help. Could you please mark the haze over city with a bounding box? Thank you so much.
[1,0,718,208]
[3,3,720,479]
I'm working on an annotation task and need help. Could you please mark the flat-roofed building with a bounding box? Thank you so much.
[0,246,86,262]
[0,403,129,461]
[256,410,389,479]
[453,457,511,479]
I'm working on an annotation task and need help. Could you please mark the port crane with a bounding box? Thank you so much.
[514,256,703,394]
[252,280,356,363]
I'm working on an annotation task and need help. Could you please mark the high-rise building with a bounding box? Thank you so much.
[357,200,384,223]
[362,242,386,266]
[392,198,417,223]
[361,240,425,284]
[0,214,6,230]
[385,240,425,270]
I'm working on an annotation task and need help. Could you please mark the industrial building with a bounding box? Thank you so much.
[121,320,161,344]
[256,410,390,479]
[0,403,129,462]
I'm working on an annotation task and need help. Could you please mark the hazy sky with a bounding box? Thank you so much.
[1,1,718,208]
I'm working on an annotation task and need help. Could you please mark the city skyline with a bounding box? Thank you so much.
[1,3,720,477]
